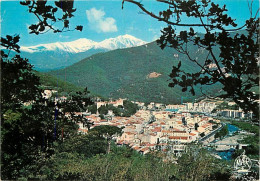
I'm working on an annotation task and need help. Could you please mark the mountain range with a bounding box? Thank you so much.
[48,41,221,104]
[19,34,147,71]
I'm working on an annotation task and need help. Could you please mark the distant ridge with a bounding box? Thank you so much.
[18,34,147,71]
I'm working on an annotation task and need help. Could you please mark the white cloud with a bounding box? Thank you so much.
[86,8,117,33]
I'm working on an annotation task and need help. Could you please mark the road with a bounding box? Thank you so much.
[199,123,225,142]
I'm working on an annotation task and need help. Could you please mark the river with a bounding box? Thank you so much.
[227,124,239,135]
[215,124,240,160]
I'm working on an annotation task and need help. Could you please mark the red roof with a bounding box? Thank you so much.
[151,127,161,132]
[132,146,140,150]
[162,130,172,133]
[168,136,188,140]
[100,119,107,122]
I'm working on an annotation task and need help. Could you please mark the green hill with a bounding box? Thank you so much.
[48,41,221,104]
[35,71,83,94]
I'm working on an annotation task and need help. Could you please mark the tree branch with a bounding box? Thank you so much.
[180,46,213,76]
[197,14,227,81]
[123,0,214,28]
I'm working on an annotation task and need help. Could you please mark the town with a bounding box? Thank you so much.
[43,89,254,156]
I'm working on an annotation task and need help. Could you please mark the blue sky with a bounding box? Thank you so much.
[1,0,259,46]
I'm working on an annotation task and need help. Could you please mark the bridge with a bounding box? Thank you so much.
[207,143,249,151]
[206,133,249,151]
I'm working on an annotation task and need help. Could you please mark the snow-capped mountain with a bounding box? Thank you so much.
[20,34,147,54]
[20,39,96,54]
[97,34,146,50]
[18,34,147,71]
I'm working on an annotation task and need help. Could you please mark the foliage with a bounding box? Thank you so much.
[87,104,98,114]
[63,87,93,112]
[238,135,259,158]
[89,125,123,154]
[215,101,239,110]
[31,146,177,181]
[123,0,259,120]
[1,35,21,53]
[236,171,259,181]
[89,125,123,139]
[232,149,244,160]
[1,36,41,111]
[215,125,228,139]
[1,91,76,179]
[98,104,117,116]
[1,4,88,180]
[97,100,139,118]
[56,134,107,158]
[175,144,232,181]
[122,100,139,117]
[1,35,93,179]
[20,0,82,34]
[20,144,232,180]
[99,114,105,120]
[230,120,259,135]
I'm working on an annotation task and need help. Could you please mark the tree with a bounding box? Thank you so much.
[122,0,259,120]
[20,0,83,34]
[176,144,232,181]
[87,104,97,114]
[1,36,41,111]
[0,1,87,179]
[1,34,94,179]
[97,100,139,118]
[37,146,176,181]
[56,134,107,158]
[63,87,93,113]
[89,125,123,153]
[122,100,139,117]
[215,125,228,139]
